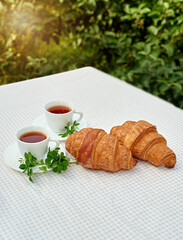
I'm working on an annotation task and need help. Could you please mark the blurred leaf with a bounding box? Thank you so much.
[140,8,151,14]
[159,83,169,94]
[144,43,151,55]
[148,26,158,35]
[162,44,174,57]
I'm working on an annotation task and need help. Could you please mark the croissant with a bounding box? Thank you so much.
[65,128,137,172]
[110,120,176,168]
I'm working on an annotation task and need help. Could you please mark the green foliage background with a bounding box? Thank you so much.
[0,0,183,108]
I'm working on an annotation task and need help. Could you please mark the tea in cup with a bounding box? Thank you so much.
[17,126,59,159]
[45,100,83,133]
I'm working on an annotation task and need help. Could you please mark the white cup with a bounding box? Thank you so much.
[45,100,83,133]
[17,126,59,159]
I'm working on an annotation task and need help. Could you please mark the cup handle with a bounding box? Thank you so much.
[73,110,83,123]
[48,139,59,151]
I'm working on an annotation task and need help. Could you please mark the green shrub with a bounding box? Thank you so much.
[0,0,183,108]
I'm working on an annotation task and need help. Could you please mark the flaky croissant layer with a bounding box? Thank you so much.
[110,120,176,168]
[65,128,137,172]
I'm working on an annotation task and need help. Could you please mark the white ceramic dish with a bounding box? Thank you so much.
[32,114,87,141]
[4,142,65,172]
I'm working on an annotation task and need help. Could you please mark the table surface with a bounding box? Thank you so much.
[0,67,183,240]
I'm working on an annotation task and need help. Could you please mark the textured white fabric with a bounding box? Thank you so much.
[0,67,183,240]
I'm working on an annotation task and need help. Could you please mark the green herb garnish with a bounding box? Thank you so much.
[59,121,80,138]
[19,147,78,182]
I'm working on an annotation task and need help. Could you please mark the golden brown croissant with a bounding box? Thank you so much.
[110,120,176,168]
[65,128,137,172]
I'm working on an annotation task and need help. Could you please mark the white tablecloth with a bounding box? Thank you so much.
[0,67,183,240]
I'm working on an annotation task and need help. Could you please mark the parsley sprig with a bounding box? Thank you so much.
[59,120,80,138]
[19,147,78,182]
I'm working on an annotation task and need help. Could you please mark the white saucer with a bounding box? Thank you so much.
[32,114,87,141]
[4,142,65,172]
